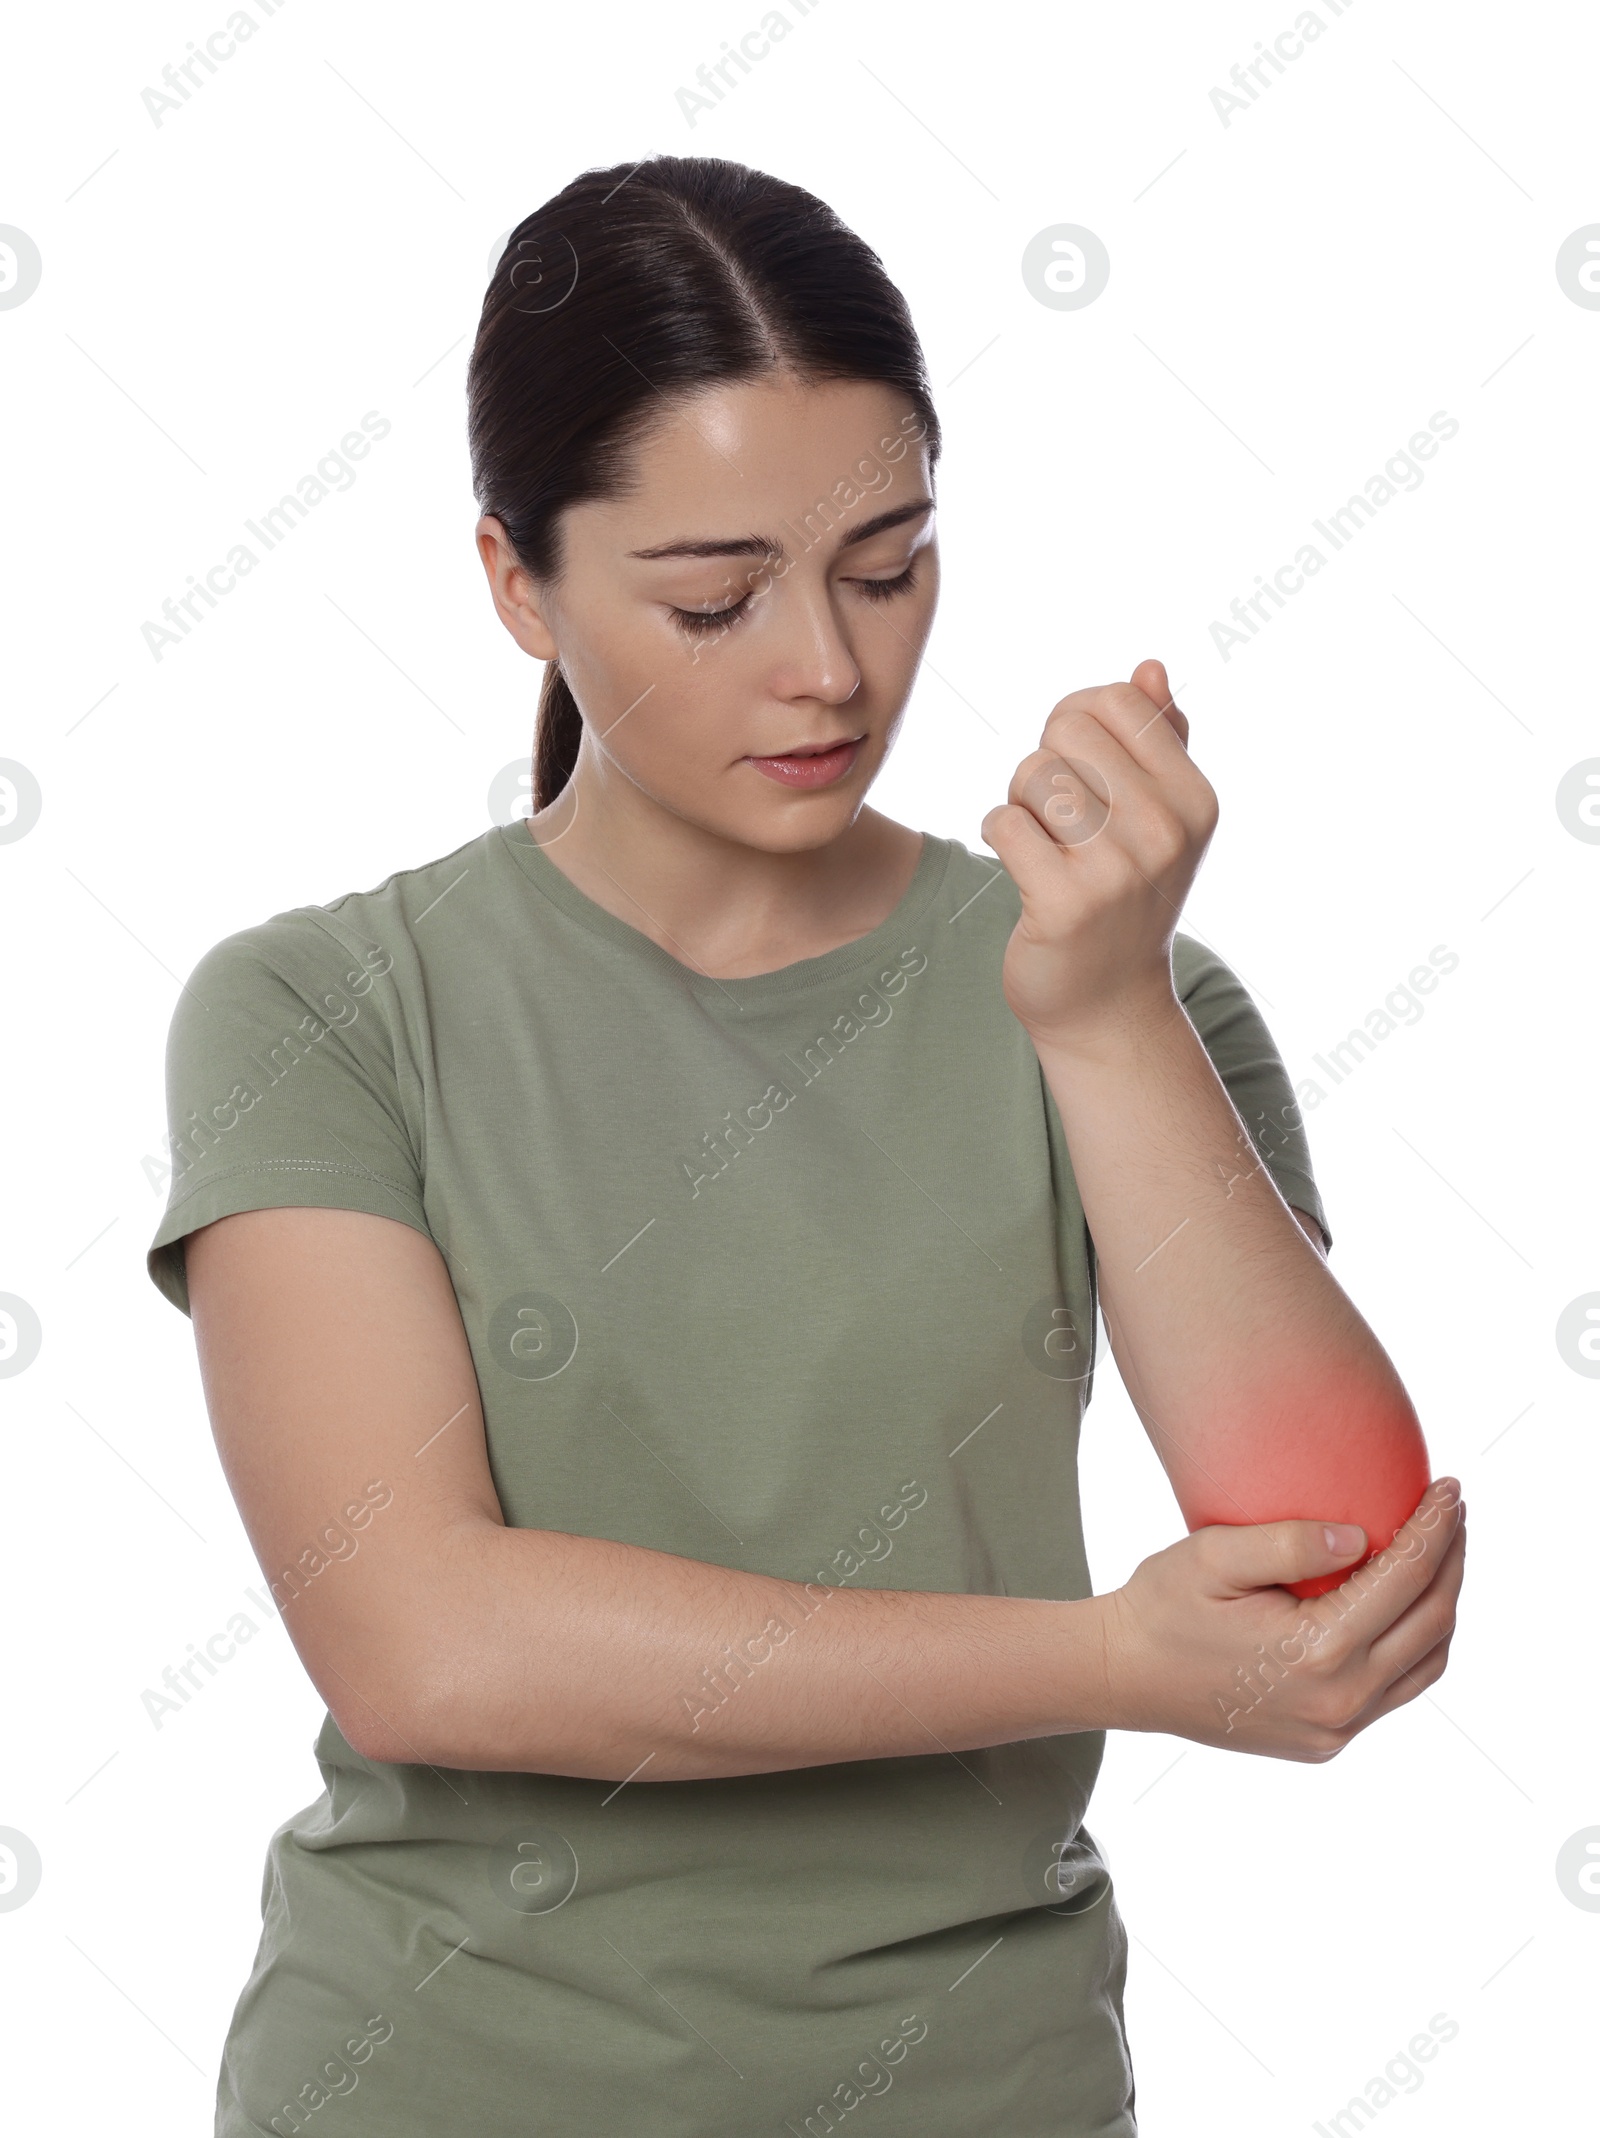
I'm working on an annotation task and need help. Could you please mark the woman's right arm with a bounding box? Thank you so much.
[184,1205,1465,1782]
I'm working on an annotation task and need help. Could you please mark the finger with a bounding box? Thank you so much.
[1187,1514,1377,1600]
[1043,680,1197,793]
[1040,691,1213,857]
[1034,696,1161,810]
[1007,746,1114,850]
[1131,657,1170,707]
[1343,1622,1455,1734]
[981,796,1092,909]
[1008,733,1194,877]
[1129,658,1190,751]
[1365,1511,1466,1682]
[1312,1481,1464,1648]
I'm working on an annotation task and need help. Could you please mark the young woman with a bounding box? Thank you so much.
[148,155,1465,2138]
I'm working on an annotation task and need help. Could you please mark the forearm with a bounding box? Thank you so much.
[1035,990,1428,1544]
[355,1524,1114,1780]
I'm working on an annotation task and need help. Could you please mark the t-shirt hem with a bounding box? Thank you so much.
[147,1162,433,1317]
[1269,1169,1332,1252]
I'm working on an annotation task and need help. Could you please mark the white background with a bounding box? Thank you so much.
[2,0,1595,2130]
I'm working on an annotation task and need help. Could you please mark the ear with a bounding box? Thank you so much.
[475,514,559,662]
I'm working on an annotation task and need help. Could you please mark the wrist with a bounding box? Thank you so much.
[1042,1591,1127,1735]
[1025,982,1187,1071]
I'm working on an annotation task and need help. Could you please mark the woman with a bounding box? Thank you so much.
[148,154,1465,2137]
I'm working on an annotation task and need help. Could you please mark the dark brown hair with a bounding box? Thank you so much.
[466,155,941,808]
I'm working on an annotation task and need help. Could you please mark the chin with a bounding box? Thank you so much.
[629,750,877,854]
[709,784,868,855]
[742,804,865,855]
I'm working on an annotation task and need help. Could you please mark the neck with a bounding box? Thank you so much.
[525,753,923,980]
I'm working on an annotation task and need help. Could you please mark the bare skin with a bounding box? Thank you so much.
[184,369,1465,1781]
[474,374,938,978]
[984,663,1438,1603]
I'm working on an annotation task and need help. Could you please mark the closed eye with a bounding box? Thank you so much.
[669,562,921,641]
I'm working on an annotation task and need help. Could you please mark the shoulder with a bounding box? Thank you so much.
[177,823,502,1005]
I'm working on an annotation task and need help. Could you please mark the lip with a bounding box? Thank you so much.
[742,736,866,789]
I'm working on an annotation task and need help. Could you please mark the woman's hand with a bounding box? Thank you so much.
[980,657,1219,1053]
[1092,1477,1468,1760]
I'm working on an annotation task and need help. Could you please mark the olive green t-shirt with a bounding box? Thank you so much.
[147,818,1327,2138]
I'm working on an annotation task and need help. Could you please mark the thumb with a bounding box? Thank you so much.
[1191,1515,1368,1598]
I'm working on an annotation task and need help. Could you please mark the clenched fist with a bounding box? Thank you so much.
[981,658,1218,1052]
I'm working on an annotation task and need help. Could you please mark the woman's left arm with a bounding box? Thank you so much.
[982,660,1431,1598]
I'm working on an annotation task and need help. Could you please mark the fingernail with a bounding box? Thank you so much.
[1436,1477,1461,1501]
[1324,1523,1366,1555]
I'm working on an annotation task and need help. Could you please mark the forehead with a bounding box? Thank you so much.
[573,374,928,545]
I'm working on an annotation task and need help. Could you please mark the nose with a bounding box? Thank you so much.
[761,576,863,708]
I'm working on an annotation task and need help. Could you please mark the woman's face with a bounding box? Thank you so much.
[478,372,939,853]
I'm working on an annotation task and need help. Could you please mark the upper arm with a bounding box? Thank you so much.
[1170,932,1333,1258]
[150,918,508,1761]
[185,1204,502,1761]
[147,916,432,1314]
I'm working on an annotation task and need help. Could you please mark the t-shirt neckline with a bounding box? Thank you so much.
[498,815,954,1006]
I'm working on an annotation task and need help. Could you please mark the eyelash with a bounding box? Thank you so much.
[669,562,920,640]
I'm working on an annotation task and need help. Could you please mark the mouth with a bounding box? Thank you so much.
[742,735,867,790]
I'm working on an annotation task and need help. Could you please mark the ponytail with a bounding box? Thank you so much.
[533,663,583,811]
[467,154,940,810]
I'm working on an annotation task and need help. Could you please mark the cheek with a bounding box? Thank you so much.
[863,598,935,708]
[597,662,745,796]
[563,604,728,767]
[876,557,939,661]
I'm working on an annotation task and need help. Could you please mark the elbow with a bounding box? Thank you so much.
[334,1699,439,1768]
[329,1681,451,1768]
[311,1587,699,1780]
[321,1634,476,1769]
[330,1668,691,1783]
[326,1643,579,1774]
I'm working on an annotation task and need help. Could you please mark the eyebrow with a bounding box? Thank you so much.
[626,497,935,562]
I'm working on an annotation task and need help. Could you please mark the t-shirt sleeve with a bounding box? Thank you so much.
[1171,931,1332,1254]
[146,912,431,1317]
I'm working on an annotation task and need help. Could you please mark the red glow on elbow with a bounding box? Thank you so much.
[1172,1376,1432,1602]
